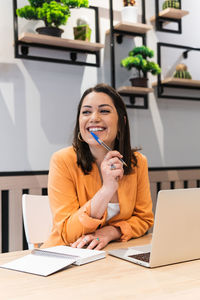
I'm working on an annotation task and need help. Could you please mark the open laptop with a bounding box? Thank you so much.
[109,188,200,268]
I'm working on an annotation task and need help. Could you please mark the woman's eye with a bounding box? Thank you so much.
[82,110,91,115]
[100,110,110,114]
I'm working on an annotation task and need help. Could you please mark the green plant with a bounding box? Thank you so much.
[16,0,89,28]
[121,46,161,78]
[162,0,180,10]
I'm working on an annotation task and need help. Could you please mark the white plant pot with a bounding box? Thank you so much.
[121,6,138,23]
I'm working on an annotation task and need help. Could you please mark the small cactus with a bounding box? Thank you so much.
[173,70,192,79]
[162,0,180,10]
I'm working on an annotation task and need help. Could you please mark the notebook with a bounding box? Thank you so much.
[0,246,106,276]
[109,188,200,268]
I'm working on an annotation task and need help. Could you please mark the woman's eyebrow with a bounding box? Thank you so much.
[82,104,113,108]
[99,104,112,108]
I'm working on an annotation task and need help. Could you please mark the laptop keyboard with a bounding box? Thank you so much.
[128,252,150,263]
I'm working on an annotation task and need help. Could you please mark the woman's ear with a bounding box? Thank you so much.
[124,116,127,124]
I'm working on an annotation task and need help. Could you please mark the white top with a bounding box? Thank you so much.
[106,203,120,221]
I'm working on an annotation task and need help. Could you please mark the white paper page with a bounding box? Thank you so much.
[1,253,75,276]
[44,245,103,258]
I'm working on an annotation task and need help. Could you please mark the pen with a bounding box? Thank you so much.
[90,131,128,167]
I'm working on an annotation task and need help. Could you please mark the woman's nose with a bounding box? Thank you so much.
[91,111,101,122]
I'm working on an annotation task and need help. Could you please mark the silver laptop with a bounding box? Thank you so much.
[109,188,200,268]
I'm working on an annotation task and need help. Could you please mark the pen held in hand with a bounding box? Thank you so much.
[90,131,128,167]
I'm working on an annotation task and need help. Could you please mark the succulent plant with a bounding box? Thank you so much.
[162,0,180,10]
[173,64,192,79]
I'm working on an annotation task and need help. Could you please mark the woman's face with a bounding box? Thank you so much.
[79,92,118,149]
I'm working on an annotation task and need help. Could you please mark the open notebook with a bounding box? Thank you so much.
[109,188,200,268]
[0,246,106,276]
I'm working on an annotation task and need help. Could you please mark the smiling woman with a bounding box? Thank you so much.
[42,83,154,251]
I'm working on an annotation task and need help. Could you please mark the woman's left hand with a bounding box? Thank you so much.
[71,226,121,250]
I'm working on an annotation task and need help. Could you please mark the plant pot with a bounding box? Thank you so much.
[129,77,148,87]
[36,27,64,37]
[121,6,138,23]
[73,24,91,42]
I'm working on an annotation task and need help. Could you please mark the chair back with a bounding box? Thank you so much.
[22,194,52,249]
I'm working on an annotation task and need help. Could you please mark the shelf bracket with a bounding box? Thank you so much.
[120,93,149,109]
[70,52,77,62]
[21,45,29,55]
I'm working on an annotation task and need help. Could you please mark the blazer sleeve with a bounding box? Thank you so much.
[111,154,154,241]
[48,151,107,245]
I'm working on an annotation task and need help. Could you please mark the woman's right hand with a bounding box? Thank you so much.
[100,150,124,193]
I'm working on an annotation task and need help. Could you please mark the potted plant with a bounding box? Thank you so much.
[121,46,161,87]
[16,0,89,38]
[162,0,180,10]
[122,0,138,23]
[73,16,91,41]
[173,64,192,79]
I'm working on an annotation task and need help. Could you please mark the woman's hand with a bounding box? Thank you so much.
[71,226,121,250]
[101,151,124,193]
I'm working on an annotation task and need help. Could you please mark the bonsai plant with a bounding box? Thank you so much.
[16,0,89,37]
[162,0,180,10]
[122,0,138,23]
[121,45,161,87]
[173,63,192,79]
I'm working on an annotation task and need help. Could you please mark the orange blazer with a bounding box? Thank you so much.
[43,146,154,248]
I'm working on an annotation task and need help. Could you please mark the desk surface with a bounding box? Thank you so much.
[0,234,200,300]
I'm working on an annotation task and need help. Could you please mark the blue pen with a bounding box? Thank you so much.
[90,131,127,167]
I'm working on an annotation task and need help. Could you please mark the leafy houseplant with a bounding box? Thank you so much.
[16,0,89,37]
[121,46,161,87]
[122,0,138,23]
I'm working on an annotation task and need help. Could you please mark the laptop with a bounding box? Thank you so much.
[109,188,200,268]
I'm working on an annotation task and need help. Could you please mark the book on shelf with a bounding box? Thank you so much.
[0,246,106,277]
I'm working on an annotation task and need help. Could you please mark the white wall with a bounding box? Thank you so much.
[0,0,200,171]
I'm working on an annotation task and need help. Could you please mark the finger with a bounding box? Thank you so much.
[94,243,104,250]
[87,239,99,250]
[72,235,91,248]
[104,151,123,161]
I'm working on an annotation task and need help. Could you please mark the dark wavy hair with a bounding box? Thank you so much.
[73,83,138,175]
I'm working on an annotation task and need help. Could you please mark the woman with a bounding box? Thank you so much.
[43,83,154,250]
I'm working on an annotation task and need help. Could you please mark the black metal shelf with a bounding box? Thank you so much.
[13,0,103,67]
[151,0,189,34]
[109,0,152,109]
[155,42,200,101]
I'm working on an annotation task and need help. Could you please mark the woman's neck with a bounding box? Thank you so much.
[89,145,108,168]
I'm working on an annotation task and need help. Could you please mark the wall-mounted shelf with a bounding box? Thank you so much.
[107,22,152,36]
[150,8,189,22]
[155,42,200,101]
[109,0,151,109]
[118,86,154,94]
[152,78,200,88]
[19,33,104,52]
[13,0,103,67]
[117,86,153,109]
[152,0,189,34]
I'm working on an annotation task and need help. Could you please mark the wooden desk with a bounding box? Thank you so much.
[1,234,200,300]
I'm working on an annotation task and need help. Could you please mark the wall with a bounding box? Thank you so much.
[0,0,199,171]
